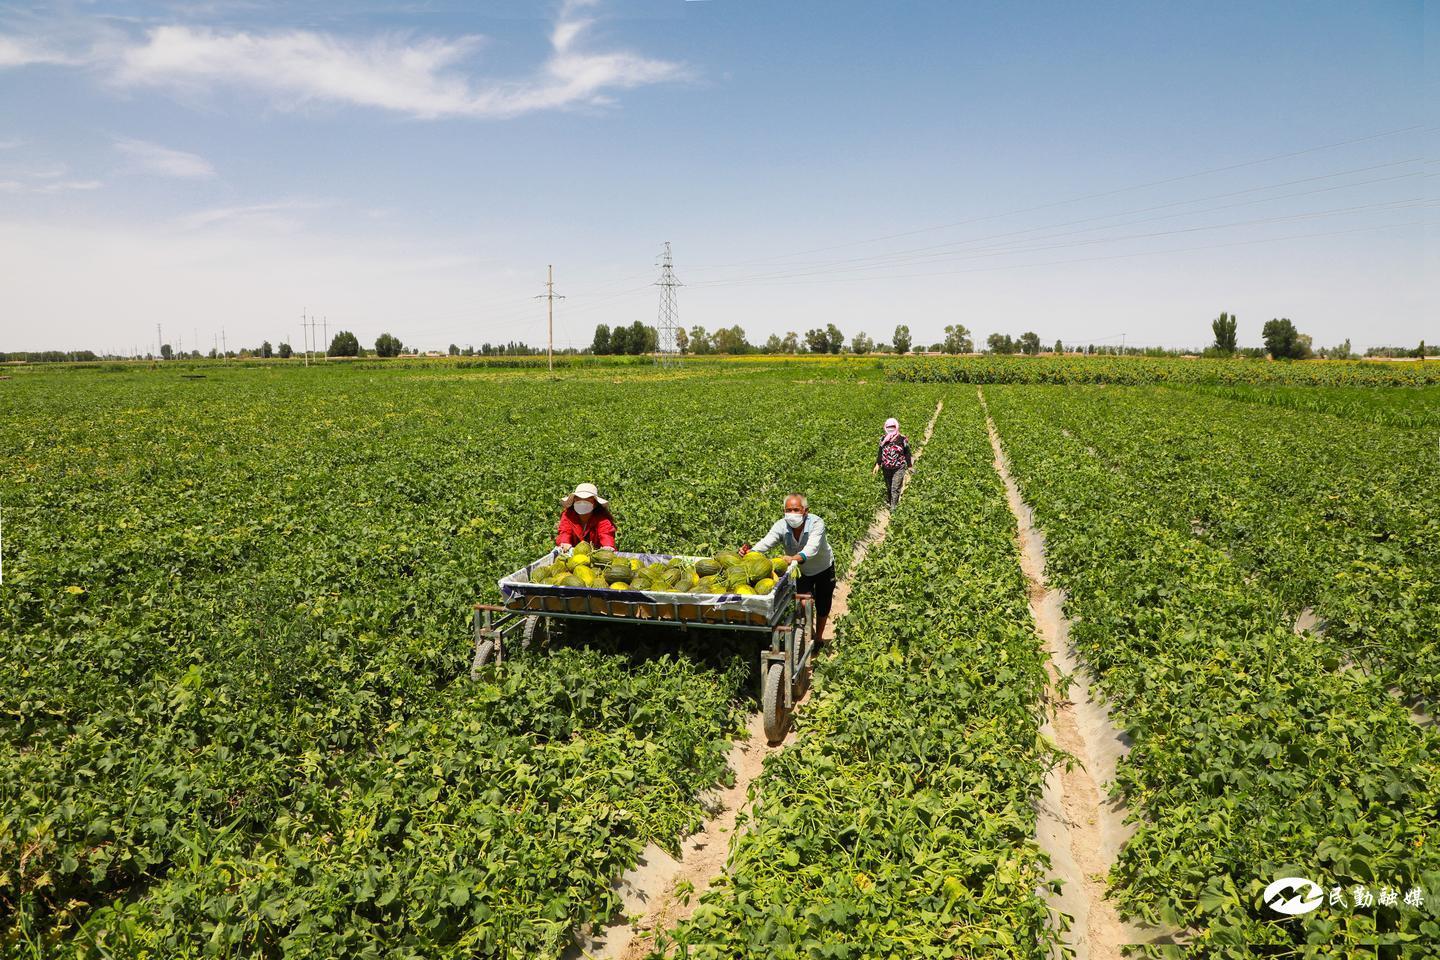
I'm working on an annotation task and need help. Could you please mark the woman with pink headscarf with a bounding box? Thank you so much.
[872,417,914,508]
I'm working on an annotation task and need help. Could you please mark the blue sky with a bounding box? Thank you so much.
[0,0,1433,354]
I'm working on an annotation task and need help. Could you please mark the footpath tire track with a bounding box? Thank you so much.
[570,398,944,960]
[979,388,1145,960]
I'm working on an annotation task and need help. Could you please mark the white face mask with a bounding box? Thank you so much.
[573,500,595,516]
[784,511,805,528]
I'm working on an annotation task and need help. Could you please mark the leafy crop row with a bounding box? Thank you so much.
[1011,384,1440,714]
[984,385,1440,955]
[650,394,1064,960]
[1183,383,1440,429]
[0,363,939,957]
[889,356,1440,387]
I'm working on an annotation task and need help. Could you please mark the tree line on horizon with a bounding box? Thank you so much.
[3,317,1431,363]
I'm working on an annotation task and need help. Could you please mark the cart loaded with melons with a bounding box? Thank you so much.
[472,541,816,742]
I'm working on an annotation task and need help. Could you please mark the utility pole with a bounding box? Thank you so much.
[322,316,328,361]
[655,242,682,366]
[221,328,227,360]
[534,265,565,373]
[156,323,162,360]
[301,310,310,367]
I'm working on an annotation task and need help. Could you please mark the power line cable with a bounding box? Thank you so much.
[688,159,1421,281]
[688,197,1432,287]
[686,217,1433,288]
[690,124,1431,271]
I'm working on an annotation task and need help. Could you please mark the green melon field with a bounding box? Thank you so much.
[4,356,1439,959]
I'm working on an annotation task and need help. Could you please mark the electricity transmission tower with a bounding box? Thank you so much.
[534,265,565,373]
[655,242,682,366]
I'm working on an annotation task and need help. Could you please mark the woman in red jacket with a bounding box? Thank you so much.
[556,482,617,549]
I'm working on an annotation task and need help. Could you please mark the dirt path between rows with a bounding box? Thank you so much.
[979,388,1155,960]
[570,399,945,960]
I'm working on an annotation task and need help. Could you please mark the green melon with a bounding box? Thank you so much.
[724,567,751,588]
[695,559,722,578]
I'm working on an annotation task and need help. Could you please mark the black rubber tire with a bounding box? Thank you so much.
[470,638,497,677]
[521,615,546,650]
[761,662,788,745]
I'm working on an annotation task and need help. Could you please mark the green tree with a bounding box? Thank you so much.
[674,327,689,354]
[713,325,750,354]
[160,343,173,360]
[763,333,783,354]
[892,324,912,355]
[328,331,360,357]
[804,328,829,353]
[688,326,712,355]
[943,324,973,354]
[1212,312,1238,353]
[1416,340,1428,359]
[1053,339,1063,355]
[1261,318,1305,359]
[278,342,293,359]
[626,321,656,354]
[824,323,844,354]
[781,331,799,353]
[374,333,403,358]
[851,332,874,355]
[610,325,631,355]
[591,324,611,355]
[448,343,459,356]
[627,321,647,355]
[260,341,273,359]
[1019,331,1041,355]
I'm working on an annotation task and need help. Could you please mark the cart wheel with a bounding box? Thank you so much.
[470,638,497,676]
[521,615,547,650]
[799,597,817,648]
[761,662,789,745]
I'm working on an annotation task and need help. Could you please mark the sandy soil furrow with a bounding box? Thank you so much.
[979,388,1146,960]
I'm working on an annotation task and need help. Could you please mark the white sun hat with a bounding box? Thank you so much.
[561,482,608,510]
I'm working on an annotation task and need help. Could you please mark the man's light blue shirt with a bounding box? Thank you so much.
[753,514,833,576]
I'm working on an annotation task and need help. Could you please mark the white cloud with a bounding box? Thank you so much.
[108,5,685,119]
[0,34,78,68]
[115,137,217,179]
[0,178,102,194]
[174,199,326,231]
